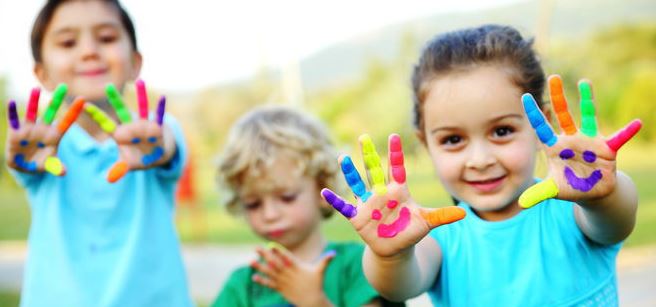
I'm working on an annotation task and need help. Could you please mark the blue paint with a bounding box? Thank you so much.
[131,137,141,144]
[14,154,37,172]
[341,156,372,202]
[37,142,45,148]
[559,149,575,160]
[20,140,29,147]
[564,167,602,192]
[523,94,557,146]
[583,150,596,163]
[148,137,157,144]
[141,146,164,165]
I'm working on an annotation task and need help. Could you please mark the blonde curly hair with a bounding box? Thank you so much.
[216,106,343,218]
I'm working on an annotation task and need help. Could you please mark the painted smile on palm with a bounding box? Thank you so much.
[560,149,602,192]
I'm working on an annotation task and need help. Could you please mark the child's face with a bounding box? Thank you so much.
[239,158,325,249]
[34,0,141,101]
[421,65,539,220]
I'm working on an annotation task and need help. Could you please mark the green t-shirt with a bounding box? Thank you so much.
[212,242,402,307]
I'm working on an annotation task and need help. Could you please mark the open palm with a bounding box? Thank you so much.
[519,75,641,208]
[321,134,465,257]
[5,85,83,176]
[84,80,168,183]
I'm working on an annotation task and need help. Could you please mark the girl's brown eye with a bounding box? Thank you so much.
[280,193,297,203]
[243,201,261,210]
[441,135,461,145]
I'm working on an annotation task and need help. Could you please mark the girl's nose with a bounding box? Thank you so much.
[78,35,100,60]
[465,141,496,170]
[262,201,282,221]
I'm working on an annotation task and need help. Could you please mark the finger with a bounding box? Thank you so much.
[107,161,129,183]
[321,188,357,218]
[359,134,387,195]
[518,178,559,209]
[256,247,283,272]
[26,87,41,123]
[579,80,597,137]
[106,84,132,124]
[388,134,406,184]
[340,155,372,202]
[606,119,642,152]
[548,75,576,135]
[42,84,67,125]
[156,96,166,126]
[252,273,277,290]
[44,156,66,176]
[522,94,557,146]
[419,206,466,228]
[8,100,20,130]
[316,250,336,275]
[135,79,149,120]
[269,244,294,267]
[56,97,85,134]
[84,104,117,134]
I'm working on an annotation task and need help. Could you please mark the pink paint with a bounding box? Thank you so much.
[377,207,411,238]
[371,209,382,220]
[388,134,406,184]
[386,200,398,209]
[136,79,149,119]
[26,87,40,123]
[606,119,642,152]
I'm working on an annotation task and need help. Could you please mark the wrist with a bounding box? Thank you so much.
[297,293,333,307]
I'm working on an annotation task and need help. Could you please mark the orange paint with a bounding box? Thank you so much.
[549,75,577,135]
[57,97,85,133]
[107,161,129,183]
[421,206,466,227]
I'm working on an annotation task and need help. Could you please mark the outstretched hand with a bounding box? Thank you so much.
[519,75,641,208]
[5,85,84,176]
[84,79,171,183]
[321,134,465,257]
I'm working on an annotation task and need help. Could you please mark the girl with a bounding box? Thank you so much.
[5,0,192,306]
[213,106,404,307]
[321,24,641,305]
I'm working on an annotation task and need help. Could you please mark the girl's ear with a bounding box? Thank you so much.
[415,129,427,147]
[34,63,56,91]
[130,51,143,80]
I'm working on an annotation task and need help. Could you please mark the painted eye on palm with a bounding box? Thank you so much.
[519,75,643,208]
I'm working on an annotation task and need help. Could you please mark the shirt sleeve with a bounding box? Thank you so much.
[340,243,381,307]
[155,114,188,181]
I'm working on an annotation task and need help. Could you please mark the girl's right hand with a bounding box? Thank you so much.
[321,134,466,258]
[5,85,84,176]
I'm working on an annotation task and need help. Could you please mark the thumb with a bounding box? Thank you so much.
[316,250,336,276]
[419,206,466,229]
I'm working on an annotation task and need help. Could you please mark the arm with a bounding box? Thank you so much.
[363,236,441,301]
[575,171,638,244]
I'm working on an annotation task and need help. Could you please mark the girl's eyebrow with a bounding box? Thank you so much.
[50,22,121,35]
[430,114,524,135]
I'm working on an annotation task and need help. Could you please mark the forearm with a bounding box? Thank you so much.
[363,236,440,301]
[576,171,638,244]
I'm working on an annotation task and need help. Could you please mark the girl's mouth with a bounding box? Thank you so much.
[466,175,506,193]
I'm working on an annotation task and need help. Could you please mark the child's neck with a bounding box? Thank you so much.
[473,201,522,221]
[288,227,327,262]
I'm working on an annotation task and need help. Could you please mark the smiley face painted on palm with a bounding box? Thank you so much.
[559,149,602,192]
[371,200,411,238]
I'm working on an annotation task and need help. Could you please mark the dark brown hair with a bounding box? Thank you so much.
[411,24,545,135]
[31,0,138,63]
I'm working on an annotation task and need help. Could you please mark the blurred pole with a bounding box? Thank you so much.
[535,0,555,57]
[281,59,305,107]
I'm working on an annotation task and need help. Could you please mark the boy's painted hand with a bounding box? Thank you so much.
[251,245,335,307]
[84,80,172,183]
[520,75,642,208]
[5,85,84,176]
[321,134,466,258]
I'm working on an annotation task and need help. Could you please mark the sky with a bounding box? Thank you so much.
[0,0,519,98]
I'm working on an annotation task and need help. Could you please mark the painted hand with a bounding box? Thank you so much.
[5,85,84,176]
[84,80,168,183]
[519,75,642,208]
[321,134,465,257]
[251,244,335,307]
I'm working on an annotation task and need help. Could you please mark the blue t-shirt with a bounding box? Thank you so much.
[428,198,620,306]
[10,115,193,307]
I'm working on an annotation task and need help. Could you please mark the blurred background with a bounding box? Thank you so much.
[0,0,655,306]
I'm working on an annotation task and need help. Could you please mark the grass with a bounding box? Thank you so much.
[0,290,20,307]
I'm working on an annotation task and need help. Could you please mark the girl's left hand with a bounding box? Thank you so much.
[84,80,173,183]
[519,75,641,208]
[251,245,335,307]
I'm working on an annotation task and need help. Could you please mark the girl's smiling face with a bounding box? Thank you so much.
[35,0,141,102]
[421,65,541,221]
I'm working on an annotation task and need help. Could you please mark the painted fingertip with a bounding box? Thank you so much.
[267,241,285,251]
[156,96,166,126]
[321,188,357,218]
[320,250,337,259]
[44,157,65,176]
[107,161,129,183]
[8,100,20,130]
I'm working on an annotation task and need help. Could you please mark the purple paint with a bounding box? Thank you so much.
[322,189,357,218]
[156,96,166,126]
[582,150,596,163]
[8,100,19,130]
[559,149,575,160]
[564,167,603,192]
[371,209,382,220]
[387,200,398,209]
[377,207,411,238]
